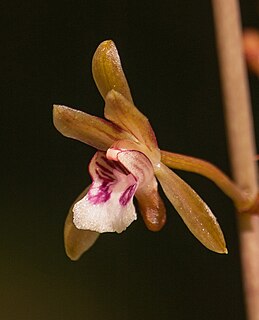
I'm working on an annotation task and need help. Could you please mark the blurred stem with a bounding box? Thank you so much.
[212,0,259,319]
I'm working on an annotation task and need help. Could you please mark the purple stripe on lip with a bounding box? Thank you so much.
[119,184,137,206]
[101,156,130,175]
[95,169,114,182]
[96,161,114,175]
[88,181,112,204]
[95,167,114,180]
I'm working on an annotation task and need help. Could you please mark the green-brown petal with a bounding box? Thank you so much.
[135,178,166,232]
[92,40,133,102]
[156,163,227,254]
[160,150,252,211]
[105,90,158,151]
[53,104,135,150]
[64,188,100,261]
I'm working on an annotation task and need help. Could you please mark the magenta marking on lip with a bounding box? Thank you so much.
[119,184,137,206]
[114,162,129,175]
[95,170,114,183]
[88,181,112,204]
[101,156,117,169]
[96,161,114,175]
[95,168,114,181]
[101,155,129,175]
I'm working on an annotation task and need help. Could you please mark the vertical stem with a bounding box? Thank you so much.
[211,0,259,319]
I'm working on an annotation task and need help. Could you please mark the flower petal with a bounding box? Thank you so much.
[160,150,251,211]
[53,105,135,150]
[92,40,133,102]
[107,148,166,231]
[107,148,154,187]
[156,163,227,254]
[73,151,137,233]
[135,179,166,232]
[64,188,100,261]
[104,90,159,151]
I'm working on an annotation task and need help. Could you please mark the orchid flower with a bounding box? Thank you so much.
[53,40,229,260]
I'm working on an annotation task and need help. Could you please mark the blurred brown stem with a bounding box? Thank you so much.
[212,0,259,319]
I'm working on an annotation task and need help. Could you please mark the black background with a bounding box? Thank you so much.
[2,0,259,319]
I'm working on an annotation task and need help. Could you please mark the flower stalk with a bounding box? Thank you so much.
[212,0,259,319]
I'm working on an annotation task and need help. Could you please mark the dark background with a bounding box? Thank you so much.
[2,0,259,319]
